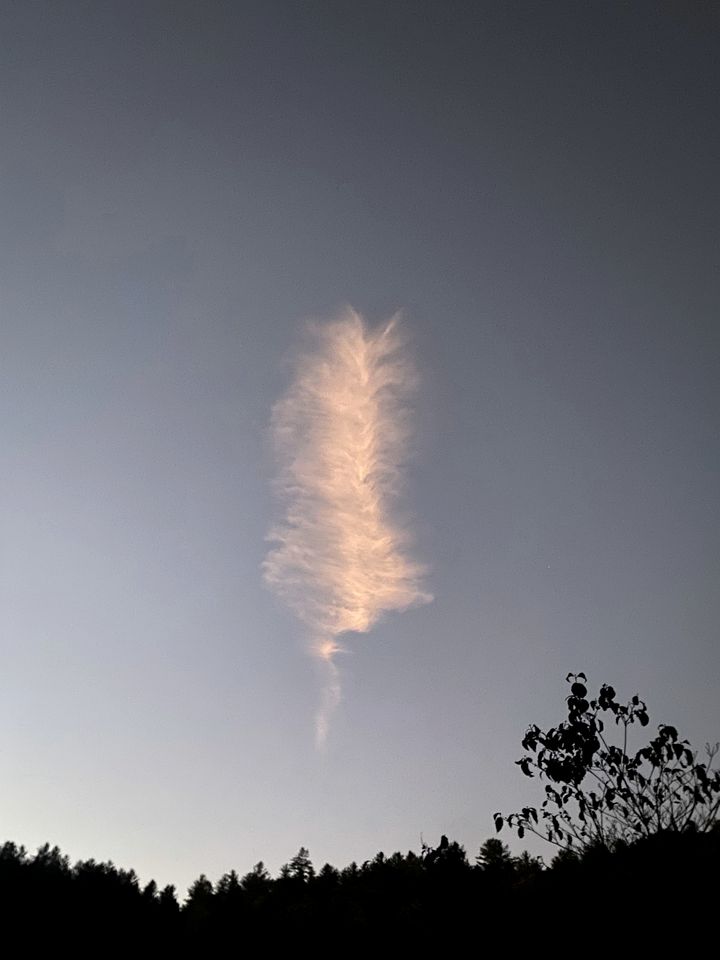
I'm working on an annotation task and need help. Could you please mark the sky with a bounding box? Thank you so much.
[1,1,718,893]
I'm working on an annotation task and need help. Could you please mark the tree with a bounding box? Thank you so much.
[316,862,340,887]
[216,870,241,897]
[285,847,315,882]
[241,861,270,892]
[422,834,468,871]
[142,879,158,901]
[512,850,544,883]
[158,884,179,913]
[185,874,214,911]
[475,838,513,875]
[496,673,720,851]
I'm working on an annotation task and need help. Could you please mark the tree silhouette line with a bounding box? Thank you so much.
[1,674,716,947]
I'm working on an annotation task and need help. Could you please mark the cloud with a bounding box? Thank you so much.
[264,308,432,745]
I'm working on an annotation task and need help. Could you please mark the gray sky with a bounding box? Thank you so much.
[2,1,718,892]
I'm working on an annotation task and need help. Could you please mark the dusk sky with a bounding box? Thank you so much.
[2,2,718,893]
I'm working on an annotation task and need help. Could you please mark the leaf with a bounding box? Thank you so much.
[494,815,503,833]
[518,826,524,839]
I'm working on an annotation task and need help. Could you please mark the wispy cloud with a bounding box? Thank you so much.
[264,308,432,746]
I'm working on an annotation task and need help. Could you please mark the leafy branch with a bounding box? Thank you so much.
[495,674,720,851]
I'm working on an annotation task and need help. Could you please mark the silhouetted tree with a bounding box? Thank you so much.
[159,884,180,914]
[497,673,720,850]
[422,835,469,881]
[241,861,271,897]
[511,850,544,887]
[318,862,340,882]
[142,879,158,901]
[185,873,214,932]
[287,846,314,882]
[475,838,513,874]
[216,869,241,899]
